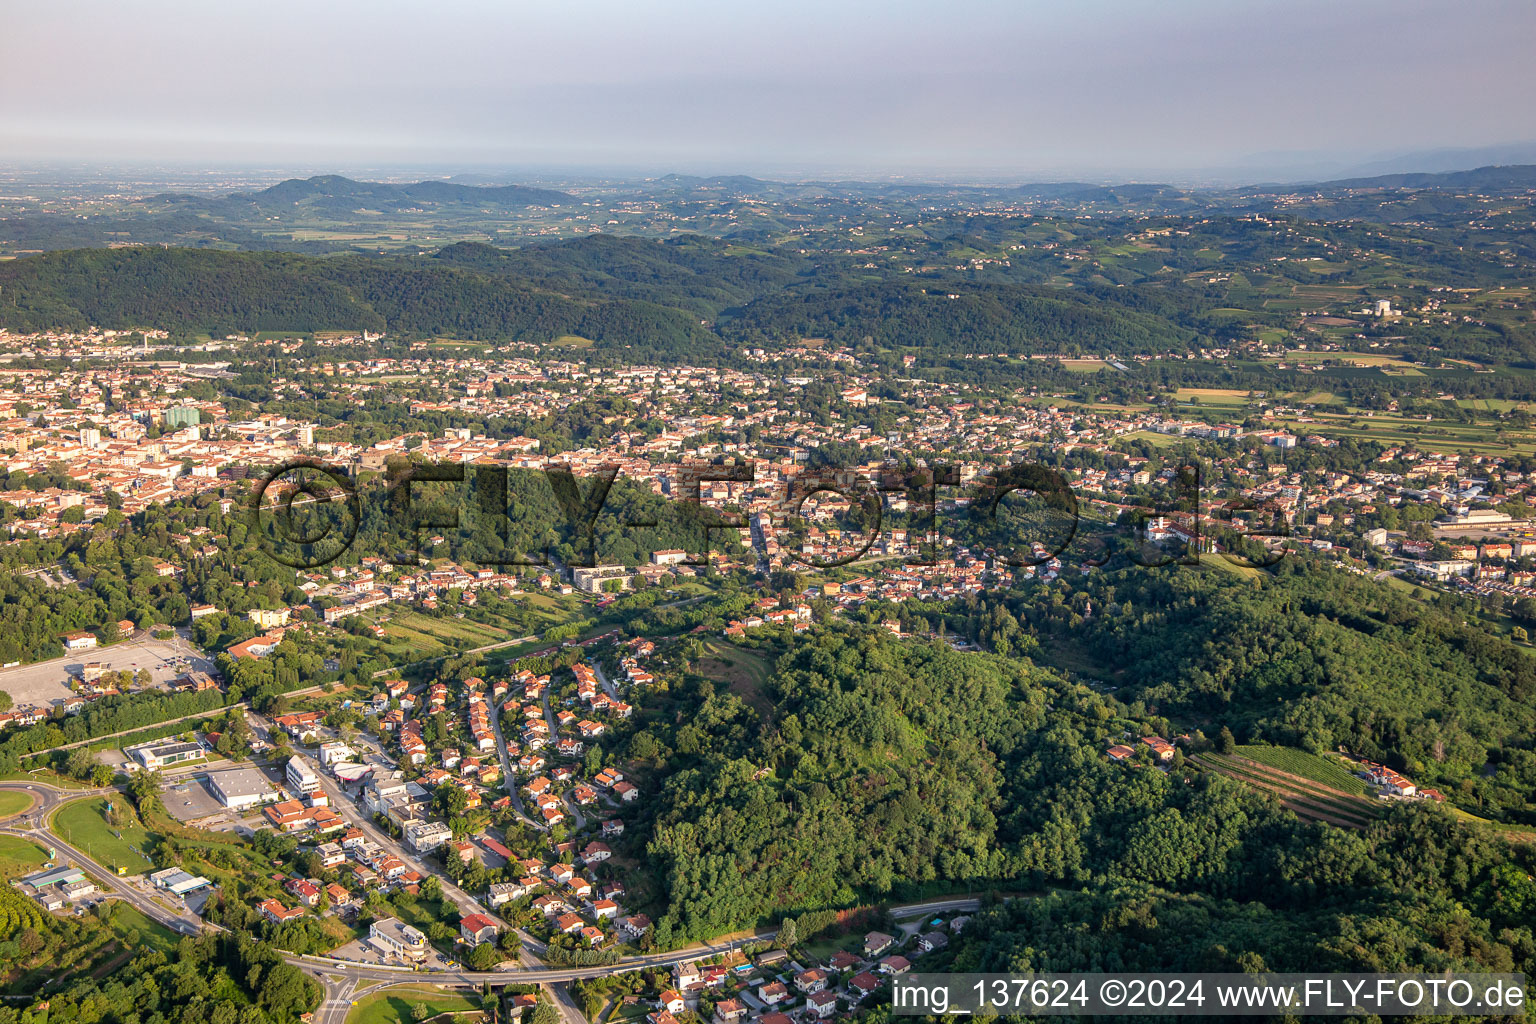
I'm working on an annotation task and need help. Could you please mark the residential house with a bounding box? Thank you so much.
[460,913,500,945]
[713,1001,748,1024]
[864,931,895,957]
[850,972,881,999]
[916,931,949,954]
[256,898,304,924]
[795,969,828,994]
[807,991,837,1017]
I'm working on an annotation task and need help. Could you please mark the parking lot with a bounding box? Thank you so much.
[161,775,231,824]
[328,938,393,965]
[0,633,214,711]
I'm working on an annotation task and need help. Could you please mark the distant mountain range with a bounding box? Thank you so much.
[630,163,1536,205]
[1254,163,1536,193]
[1328,141,1536,179]
[128,165,1536,222]
[6,163,1536,260]
[145,174,572,215]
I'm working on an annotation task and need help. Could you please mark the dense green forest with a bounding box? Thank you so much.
[433,236,812,317]
[0,248,720,357]
[1002,562,1535,823]
[857,560,1536,825]
[644,631,1023,943]
[721,278,1197,354]
[0,929,319,1024]
[6,179,1536,369]
[633,625,1535,982]
[0,241,1224,360]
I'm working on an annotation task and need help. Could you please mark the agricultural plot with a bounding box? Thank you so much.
[1268,412,1536,455]
[1288,390,1344,404]
[1118,430,1199,450]
[1446,807,1536,844]
[693,639,775,717]
[1193,751,1384,829]
[1232,744,1370,796]
[1173,387,1253,405]
[0,884,49,937]
[379,611,511,659]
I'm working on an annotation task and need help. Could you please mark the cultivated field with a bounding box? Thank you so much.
[378,610,512,660]
[1233,744,1371,796]
[1193,751,1384,829]
[693,639,774,717]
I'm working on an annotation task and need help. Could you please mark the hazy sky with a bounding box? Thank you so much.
[3,0,1534,180]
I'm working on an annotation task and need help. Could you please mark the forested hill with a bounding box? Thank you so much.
[720,278,1198,354]
[636,625,1536,980]
[0,247,721,358]
[432,236,811,316]
[1274,163,1536,194]
[149,174,572,215]
[0,243,1200,358]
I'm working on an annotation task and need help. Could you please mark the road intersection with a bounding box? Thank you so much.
[0,778,980,1023]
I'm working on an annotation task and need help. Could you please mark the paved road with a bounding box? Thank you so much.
[590,661,619,703]
[0,782,205,936]
[245,710,495,924]
[291,929,773,984]
[0,780,980,1009]
[315,975,359,1024]
[890,897,983,919]
[540,691,586,831]
[0,786,976,982]
[488,695,542,832]
[546,978,587,1024]
[0,777,93,829]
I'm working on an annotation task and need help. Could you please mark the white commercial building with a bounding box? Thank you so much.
[207,767,280,810]
[286,755,320,794]
[127,739,205,771]
[571,565,632,594]
[369,917,428,962]
[317,741,355,766]
[403,818,453,853]
[149,867,213,896]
